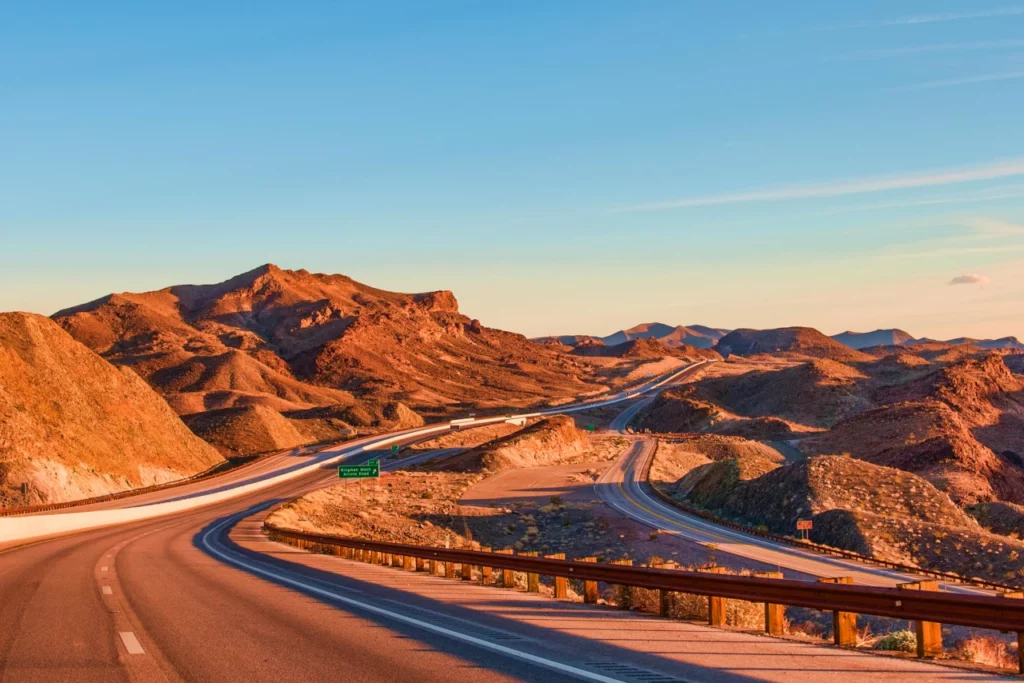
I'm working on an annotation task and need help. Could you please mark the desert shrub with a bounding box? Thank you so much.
[954,635,1017,670]
[875,629,917,653]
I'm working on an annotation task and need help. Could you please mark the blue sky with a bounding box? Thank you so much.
[2,1,1023,339]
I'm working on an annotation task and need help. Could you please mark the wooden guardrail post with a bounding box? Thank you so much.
[546,553,567,599]
[480,547,493,584]
[429,558,438,574]
[522,552,540,592]
[578,557,599,604]
[754,571,785,635]
[818,577,857,647]
[898,580,942,658]
[404,554,415,571]
[611,559,634,608]
[496,549,516,588]
[1002,591,1023,675]
[700,566,727,626]
[444,558,456,579]
[653,562,677,617]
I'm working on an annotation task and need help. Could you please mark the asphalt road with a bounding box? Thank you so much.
[0,360,1000,681]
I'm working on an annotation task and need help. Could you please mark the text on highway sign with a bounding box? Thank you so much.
[339,459,380,479]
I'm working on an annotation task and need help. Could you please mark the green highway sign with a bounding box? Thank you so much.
[339,459,380,479]
[585,425,596,432]
[391,445,400,452]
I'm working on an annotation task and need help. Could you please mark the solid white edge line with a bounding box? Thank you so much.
[118,631,145,655]
[200,515,629,683]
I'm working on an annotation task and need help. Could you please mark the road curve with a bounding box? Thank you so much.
[594,429,986,594]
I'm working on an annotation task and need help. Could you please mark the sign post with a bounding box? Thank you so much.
[796,519,813,541]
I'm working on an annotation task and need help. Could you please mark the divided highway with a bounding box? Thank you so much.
[0,360,1005,681]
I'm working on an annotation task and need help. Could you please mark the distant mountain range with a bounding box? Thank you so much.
[830,329,1024,351]
[535,322,730,350]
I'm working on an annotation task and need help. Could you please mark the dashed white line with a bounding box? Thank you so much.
[102,586,113,595]
[101,566,108,572]
[119,631,145,655]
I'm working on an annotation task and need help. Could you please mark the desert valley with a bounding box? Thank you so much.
[3,264,1024,675]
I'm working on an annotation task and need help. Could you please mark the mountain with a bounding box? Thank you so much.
[831,329,914,350]
[601,323,728,349]
[0,312,224,507]
[943,336,1024,351]
[713,327,869,360]
[830,330,1024,352]
[53,265,608,423]
[570,337,720,361]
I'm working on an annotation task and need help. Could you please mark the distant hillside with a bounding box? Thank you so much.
[0,313,224,507]
[943,336,1024,351]
[571,337,720,361]
[601,322,728,349]
[54,264,611,423]
[831,329,914,349]
[531,335,602,347]
[714,327,869,361]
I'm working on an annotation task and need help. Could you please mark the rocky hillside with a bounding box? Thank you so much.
[433,415,587,473]
[714,327,869,361]
[0,313,224,507]
[182,405,312,457]
[53,265,616,447]
[653,449,1024,583]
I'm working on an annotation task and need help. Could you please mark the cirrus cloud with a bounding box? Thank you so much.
[948,273,991,286]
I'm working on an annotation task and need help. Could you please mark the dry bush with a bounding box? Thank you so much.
[875,629,917,653]
[953,635,1018,670]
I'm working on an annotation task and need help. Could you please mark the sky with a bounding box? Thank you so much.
[2,1,1023,340]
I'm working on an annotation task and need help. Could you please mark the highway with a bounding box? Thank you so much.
[596,411,988,593]
[0,360,1006,681]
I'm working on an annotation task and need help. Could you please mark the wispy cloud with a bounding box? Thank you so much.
[811,185,1024,216]
[949,273,992,286]
[891,70,1024,91]
[849,40,1024,60]
[963,216,1024,235]
[620,159,1024,212]
[817,7,1024,30]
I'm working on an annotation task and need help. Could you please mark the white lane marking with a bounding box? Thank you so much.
[102,586,113,595]
[119,631,145,654]
[200,515,628,683]
[101,566,108,571]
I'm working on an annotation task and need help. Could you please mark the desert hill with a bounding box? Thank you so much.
[652,447,1024,582]
[601,323,728,349]
[432,415,586,473]
[690,359,871,429]
[714,327,869,361]
[54,265,614,429]
[570,337,720,361]
[531,335,602,347]
[831,329,914,350]
[0,313,224,507]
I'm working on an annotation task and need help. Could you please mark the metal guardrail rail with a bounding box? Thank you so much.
[638,440,1022,593]
[264,523,1024,636]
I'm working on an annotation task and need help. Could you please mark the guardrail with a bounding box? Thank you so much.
[264,522,1024,674]
[639,441,1022,593]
